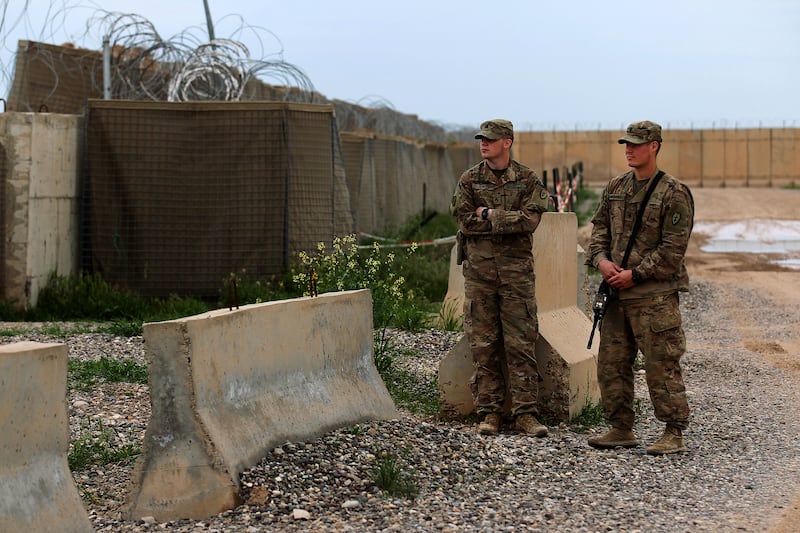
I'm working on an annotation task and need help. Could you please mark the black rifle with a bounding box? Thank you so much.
[587,280,610,349]
[586,170,665,349]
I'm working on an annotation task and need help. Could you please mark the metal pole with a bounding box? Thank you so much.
[203,0,216,41]
[102,35,111,99]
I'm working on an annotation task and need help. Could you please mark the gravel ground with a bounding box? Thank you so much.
[2,277,800,532]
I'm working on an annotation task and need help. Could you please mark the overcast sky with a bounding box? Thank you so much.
[2,0,798,131]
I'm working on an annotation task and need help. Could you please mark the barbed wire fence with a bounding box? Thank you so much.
[0,0,321,103]
[2,3,453,141]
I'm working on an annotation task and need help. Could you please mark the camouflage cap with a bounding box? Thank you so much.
[617,120,663,144]
[475,119,514,140]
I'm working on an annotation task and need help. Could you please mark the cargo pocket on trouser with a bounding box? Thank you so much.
[648,300,686,394]
[646,298,689,423]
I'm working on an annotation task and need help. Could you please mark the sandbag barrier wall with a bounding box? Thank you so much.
[125,289,397,522]
[0,342,94,533]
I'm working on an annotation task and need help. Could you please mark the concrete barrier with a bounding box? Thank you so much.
[126,289,397,521]
[0,112,81,311]
[0,341,94,533]
[438,212,600,422]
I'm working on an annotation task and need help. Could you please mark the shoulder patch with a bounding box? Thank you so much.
[672,212,681,226]
[540,190,548,200]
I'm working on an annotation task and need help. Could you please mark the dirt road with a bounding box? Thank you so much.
[683,187,800,532]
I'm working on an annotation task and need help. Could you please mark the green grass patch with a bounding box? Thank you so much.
[69,357,148,391]
[385,211,458,243]
[383,369,439,416]
[373,330,439,416]
[26,272,209,333]
[0,327,29,337]
[69,424,140,471]
[570,398,605,433]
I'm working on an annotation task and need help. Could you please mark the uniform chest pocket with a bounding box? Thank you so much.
[642,199,663,226]
[608,195,626,234]
[503,183,527,210]
[473,182,498,206]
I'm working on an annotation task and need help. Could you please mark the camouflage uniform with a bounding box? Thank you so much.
[451,127,550,418]
[587,162,694,431]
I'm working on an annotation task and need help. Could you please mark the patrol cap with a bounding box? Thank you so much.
[617,120,663,144]
[475,119,514,140]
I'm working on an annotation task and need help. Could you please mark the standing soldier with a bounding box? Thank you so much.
[451,119,550,437]
[587,120,694,454]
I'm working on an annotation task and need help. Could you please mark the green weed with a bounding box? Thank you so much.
[571,397,606,433]
[27,272,209,325]
[291,234,422,329]
[373,329,396,376]
[0,327,28,337]
[371,450,418,499]
[68,423,140,471]
[68,357,148,391]
[383,367,439,416]
[99,320,143,337]
[436,298,464,332]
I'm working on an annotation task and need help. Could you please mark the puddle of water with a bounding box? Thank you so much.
[773,258,800,270]
[693,219,800,270]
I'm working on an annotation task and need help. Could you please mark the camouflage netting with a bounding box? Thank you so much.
[84,99,352,300]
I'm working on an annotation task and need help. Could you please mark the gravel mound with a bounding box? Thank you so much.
[2,278,799,532]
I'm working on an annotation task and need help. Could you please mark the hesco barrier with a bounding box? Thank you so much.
[83,99,353,300]
[125,289,397,521]
[514,128,800,188]
[438,212,600,421]
[0,342,94,533]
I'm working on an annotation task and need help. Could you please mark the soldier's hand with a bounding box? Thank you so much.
[598,259,621,281]
[608,268,635,290]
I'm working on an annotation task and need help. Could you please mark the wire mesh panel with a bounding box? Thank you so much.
[340,133,375,233]
[423,143,459,215]
[83,100,348,300]
[7,40,103,114]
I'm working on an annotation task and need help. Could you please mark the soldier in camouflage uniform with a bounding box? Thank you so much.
[586,120,694,454]
[451,119,550,437]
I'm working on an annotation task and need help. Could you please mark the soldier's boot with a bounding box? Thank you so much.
[587,427,639,449]
[477,413,501,436]
[646,425,687,455]
[514,414,548,437]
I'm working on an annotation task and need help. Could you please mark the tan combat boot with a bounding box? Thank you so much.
[587,427,639,449]
[477,413,501,435]
[514,414,548,437]
[646,425,687,455]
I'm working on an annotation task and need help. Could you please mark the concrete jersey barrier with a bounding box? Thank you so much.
[438,212,600,421]
[125,289,397,521]
[0,341,94,533]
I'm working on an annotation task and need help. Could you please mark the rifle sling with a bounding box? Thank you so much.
[620,170,664,269]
